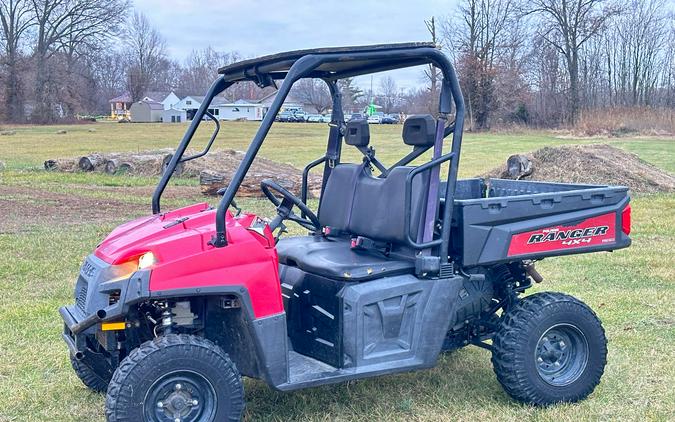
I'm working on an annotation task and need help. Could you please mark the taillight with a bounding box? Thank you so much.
[621,205,631,235]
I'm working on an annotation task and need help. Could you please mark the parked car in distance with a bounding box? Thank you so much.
[321,114,332,123]
[293,111,307,122]
[367,114,382,124]
[306,114,323,123]
[381,114,399,124]
[276,111,295,122]
[348,113,364,121]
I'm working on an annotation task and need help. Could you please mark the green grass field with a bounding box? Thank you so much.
[0,121,673,421]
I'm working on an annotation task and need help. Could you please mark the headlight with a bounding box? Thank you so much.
[138,252,156,269]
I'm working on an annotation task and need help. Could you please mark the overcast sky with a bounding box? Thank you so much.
[133,0,458,91]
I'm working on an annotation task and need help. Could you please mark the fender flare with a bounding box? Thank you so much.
[149,285,289,387]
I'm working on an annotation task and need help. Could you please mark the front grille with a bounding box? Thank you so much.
[76,283,88,312]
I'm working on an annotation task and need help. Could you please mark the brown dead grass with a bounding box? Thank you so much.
[572,107,675,137]
[484,144,675,193]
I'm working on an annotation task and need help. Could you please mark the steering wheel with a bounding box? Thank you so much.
[260,179,320,232]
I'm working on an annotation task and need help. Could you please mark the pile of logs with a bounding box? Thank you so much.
[44,149,323,198]
[44,149,181,176]
[197,150,322,197]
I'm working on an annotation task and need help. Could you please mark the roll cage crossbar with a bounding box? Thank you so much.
[152,43,465,264]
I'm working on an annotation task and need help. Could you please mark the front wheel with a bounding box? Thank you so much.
[70,355,110,393]
[491,292,607,406]
[105,334,244,422]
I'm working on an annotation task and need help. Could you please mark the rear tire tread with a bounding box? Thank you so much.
[491,292,607,406]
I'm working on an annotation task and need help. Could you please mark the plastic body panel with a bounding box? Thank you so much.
[93,203,284,318]
[340,274,444,369]
[274,274,464,391]
[444,179,631,266]
[279,264,354,367]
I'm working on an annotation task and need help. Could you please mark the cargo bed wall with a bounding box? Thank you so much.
[447,179,631,266]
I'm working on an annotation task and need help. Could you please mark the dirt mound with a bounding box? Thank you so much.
[0,185,142,234]
[483,144,675,193]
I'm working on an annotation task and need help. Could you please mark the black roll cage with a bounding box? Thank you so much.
[152,43,465,264]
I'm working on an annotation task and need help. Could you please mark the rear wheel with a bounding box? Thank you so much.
[491,292,607,406]
[105,334,244,422]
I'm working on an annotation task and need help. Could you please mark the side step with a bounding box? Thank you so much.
[288,351,338,384]
[279,349,430,391]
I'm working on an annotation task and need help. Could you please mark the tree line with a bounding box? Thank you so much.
[0,1,262,123]
[441,0,675,128]
[2,0,674,127]
[284,0,675,129]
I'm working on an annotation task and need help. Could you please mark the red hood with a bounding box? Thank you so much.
[92,202,283,319]
[95,203,272,265]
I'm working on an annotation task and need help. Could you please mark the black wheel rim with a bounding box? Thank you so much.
[534,323,589,387]
[144,370,217,422]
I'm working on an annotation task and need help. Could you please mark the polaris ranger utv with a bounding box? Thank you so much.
[59,43,631,421]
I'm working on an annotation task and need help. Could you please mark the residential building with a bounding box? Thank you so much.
[161,108,187,123]
[129,100,164,122]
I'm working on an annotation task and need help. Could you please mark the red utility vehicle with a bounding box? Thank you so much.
[60,44,631,421]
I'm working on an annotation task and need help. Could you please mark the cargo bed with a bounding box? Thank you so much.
[441,179,631,267]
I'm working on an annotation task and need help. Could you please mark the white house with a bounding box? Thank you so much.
[257,91,317,114]
[160,108,187,123]
[161,92,181,110]
[109,91,181,119]
[142,91,181,110]
[174,95,205,120]
[170,93,313,121]
[212,100,267,121]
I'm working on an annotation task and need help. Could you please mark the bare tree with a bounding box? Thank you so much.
[291,78,331,114]
[530,36,568,125]
[30,0,129,122]
[443,0,519,129]
[424,17,441,114]
[0,0,33,121]
[379,75,399,114]
[178,47,240,95]
[602,0,669,107]
[526,0,618,122]
[124,11,166,102]
[337,77,362,111]
[91,49,127,112]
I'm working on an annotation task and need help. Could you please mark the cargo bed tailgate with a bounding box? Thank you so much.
[451,179,631,266]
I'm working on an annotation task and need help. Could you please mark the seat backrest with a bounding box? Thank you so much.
[317,119,372,233]
[318,164,429,244]
[317,114,438,244]
[317,163,364,233]
[349,166,429,244]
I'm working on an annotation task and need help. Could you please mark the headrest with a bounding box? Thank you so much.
[345,119,370,146]
[402,115,436,146]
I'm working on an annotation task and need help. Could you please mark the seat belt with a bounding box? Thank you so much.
[419,116,446,250]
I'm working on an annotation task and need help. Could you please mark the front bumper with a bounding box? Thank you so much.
[61,304,118,379]
[60,254,151,358]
